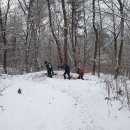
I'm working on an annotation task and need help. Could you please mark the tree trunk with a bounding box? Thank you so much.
[83,0,87,68]
[92,0,98,75]
[61,0,68,64]
[71,0,77,70]
[0,0,10,73]
[111,0,118,62]
[114,0,124,79]
[46,0,63,66]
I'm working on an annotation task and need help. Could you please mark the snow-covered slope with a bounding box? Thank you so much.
[0,71,130,130]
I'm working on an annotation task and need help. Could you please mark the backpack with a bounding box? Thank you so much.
[79,68,85,75]
[48,63,52,69]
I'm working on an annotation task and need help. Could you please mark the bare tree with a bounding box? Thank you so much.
[92,0,98,75]
[17,0,34,73]
[0,0,11,73]
[46,0,63,66]
[71,0,78,70]
[83,0,88,68]
[114,0,125,78]
[61,0,68,64]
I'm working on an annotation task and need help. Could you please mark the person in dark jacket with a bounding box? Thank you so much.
[60,63,71,79]
[44,61,53,78]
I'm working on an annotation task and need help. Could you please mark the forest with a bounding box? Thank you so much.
[0,0,130,79]
[0,1,130,129]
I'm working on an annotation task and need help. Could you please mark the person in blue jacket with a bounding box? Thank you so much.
[44,61,53,78]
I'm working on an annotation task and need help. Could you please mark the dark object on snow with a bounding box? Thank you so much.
[76,68,85,80]
[18,88,22,94]
[44,61,54,78]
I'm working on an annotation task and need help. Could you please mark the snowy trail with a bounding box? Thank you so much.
[0,71,130,130]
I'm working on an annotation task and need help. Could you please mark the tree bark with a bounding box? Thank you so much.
[61,0,68,64]
[92,0,98,75]
[0,0,11,73]
[114,0,124,78]
[46,0,63,66]
[71,0,77,70]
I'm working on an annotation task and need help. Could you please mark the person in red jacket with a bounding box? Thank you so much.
[76,68,85,80]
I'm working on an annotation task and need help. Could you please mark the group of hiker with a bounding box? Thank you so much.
[44,61,85,80]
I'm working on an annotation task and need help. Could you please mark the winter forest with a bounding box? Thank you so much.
[0,0,129,77]
[0,0,130,130]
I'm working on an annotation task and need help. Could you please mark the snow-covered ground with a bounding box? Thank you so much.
[0,71,130,130]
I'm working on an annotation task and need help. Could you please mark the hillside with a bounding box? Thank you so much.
[0,71,130,130]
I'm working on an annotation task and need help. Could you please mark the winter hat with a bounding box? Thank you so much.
[44,61,48,64]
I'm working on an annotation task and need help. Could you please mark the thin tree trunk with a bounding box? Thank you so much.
[114,0,124,79]
[92,0,98,75]
[0,0,10,73]
[61,0,68,64]
[111,0,118,62]
[24,0,32,73]
[71,0,77,70]
[83,0,87,68]
[97,0,103,77]
[46,0,63,66]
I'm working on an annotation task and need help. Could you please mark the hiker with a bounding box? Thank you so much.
[44,61,53,78]
[76,68,85,80]
[58,63,71,79]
